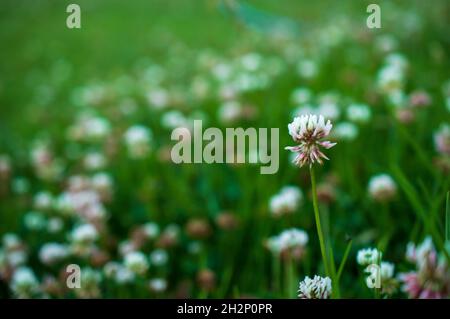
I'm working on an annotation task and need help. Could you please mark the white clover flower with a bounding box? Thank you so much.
[269,186,302,217]
[124,251,149,275]
[297,59,318,79]
[277,229,309,249]
[290,87,312,105]
[380,261,395,280]
[368,174,397,202]
[267,228,308,256]
[39,243,69,265]
[357,248,382,266]
[91,172,113,193]
[285,115,336,167]
[318,102,340,121]
[143,222,160,239]
[298,275,332,299]
[347,103,371,123]
[33,192,54,210]
[333,122,359,141]
[2,233,21,250]
[240,53,262,71]
[149,278,168,293]
[23,211,47,231]
[124,125,152,158]
[161,110,188,130]
[11,267,39,298]
[83,152,106,171]
[104,262,135,284]
[47,217,64,233]
[218,101,241,124]
[82,116,111,141]
[147,88,169,109]
[6,250,27,267]
[150,249,168,267]
[433,124,450,156]
[71,223,98,244]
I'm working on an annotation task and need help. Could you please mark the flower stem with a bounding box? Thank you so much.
[309,165,330,279]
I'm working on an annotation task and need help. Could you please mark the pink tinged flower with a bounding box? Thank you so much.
[285,115,336,167]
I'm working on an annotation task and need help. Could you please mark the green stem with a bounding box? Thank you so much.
[309,165,330,279]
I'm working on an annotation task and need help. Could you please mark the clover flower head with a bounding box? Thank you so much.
[298,275,332,299]
[285,115,336,167]
[269,186,302,217]
[368,174,397,202]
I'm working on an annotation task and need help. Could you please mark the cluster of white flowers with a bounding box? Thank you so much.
[269,186,302,217]
[368,174,397,202]
[71,223,99,244]
[346,103,371,123]
[377,53,408,104]
[124,125,152,159]
[298,275,332,299]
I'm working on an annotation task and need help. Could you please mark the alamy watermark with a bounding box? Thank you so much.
[170,120,279,174]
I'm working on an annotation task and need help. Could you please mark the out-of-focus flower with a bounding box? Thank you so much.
[75,268,101,298]
[24,211,47,231]
[318,102,340,121]
[124,251,149,275]
[368,174,397,202]
[215,212,238,231]
[0,155,12,180]
[186,219,212,239]
[38,243,69,265]
[433,124,450,156]
[147,88,169,109]
[33,192,54,211]
[103,262,135,284]
[149,249,168,267]
[333,122,358,141]
[285,115,336,167]
[409,90,431,108]
[197,269,216,292]
[267,228,308,261]
[11,267,39,298]
[357,248,382,266]
[298,275,332,299]
[297,59,318,79]
[346,103,371,123]
[71,224,99,244]
[269,186,302,217]
[290,87,312,105]
[124,125,152,159]
[149,278,168,293]
[399,236,449,299]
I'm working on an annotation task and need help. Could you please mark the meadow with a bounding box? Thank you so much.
[0,0,449,299]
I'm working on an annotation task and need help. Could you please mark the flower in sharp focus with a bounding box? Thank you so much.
[285,115,336,167]
[298,275,332,299]
[368,174,397,202]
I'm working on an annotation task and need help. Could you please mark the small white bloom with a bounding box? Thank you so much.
[269,186,302,217]
[333,122,359,141]
[347,103,371,123]
[71,224,98,244]
[124,251,149,275]
[149,278,168,293]
[39,243,69,265]
[380,261,395,280]
[11,267,39,298]
[368,174,397,202]
[150,249,168,267]
[298,275,332,299]
[124,125,152,158]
